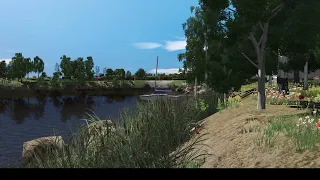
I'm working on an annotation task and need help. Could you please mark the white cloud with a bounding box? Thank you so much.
[164,40,186,51]
[133,42,162,49]
[0,58,12,64]
[148,68,181,74]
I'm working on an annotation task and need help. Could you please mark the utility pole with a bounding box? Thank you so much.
[154,56,158,91]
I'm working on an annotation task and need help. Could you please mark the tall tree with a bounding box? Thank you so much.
[60,55,73,79]
[85,56,94,80]
[74,57,86,82]
[33,56,44,78]
[10,53,27,81]
[0,60,7,78]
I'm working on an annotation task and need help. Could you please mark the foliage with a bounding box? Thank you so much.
[135,68,146,79]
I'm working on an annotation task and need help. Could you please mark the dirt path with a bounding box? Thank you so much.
[193,97,320,168]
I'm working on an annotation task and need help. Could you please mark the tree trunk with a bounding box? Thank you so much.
[304,61,308,90]
[38,72,40,78]
[268,75,272,87]
[293,70,299,84]
[257,63,266,109]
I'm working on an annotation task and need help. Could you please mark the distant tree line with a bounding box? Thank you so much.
[0,53,186,82]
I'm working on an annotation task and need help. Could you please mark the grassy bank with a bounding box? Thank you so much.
[0,78,186,97]
[22,91,223,168]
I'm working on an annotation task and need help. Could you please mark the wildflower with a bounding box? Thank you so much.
[316,121,320,128]
[313,110,317,114]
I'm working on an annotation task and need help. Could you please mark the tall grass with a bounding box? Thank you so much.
[23,93,220,168]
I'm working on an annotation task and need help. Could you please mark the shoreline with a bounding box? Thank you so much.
[0,87,154,98]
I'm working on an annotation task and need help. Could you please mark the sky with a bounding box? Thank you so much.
[0,0,198,76]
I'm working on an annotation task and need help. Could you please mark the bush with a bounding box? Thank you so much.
[24,93,221,168]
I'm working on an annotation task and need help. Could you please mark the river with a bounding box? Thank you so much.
[0,95,137,167]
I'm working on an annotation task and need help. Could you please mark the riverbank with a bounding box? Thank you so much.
[188,96,320,168]
[16,91,222,168]
[0,79,186,98]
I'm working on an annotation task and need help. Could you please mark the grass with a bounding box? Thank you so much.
[22,92,221,168]
[257,113,320,152]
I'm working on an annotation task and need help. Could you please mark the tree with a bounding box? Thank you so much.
[135,68,146,79]
[0,60,7,78]
[60,55,73,79]
[73,57,86,82]
[126,70,132,79]
[113,68,125,80]
[40,72,47,78]
[33,56,44,78]
[85,56,94,80]
[95,66,100,77]
[24,57,33,78]
[10,53,28,81]
[55,63,60,72]
[106,68,114,77]
[184,0,320,109]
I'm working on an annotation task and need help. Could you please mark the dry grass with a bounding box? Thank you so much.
[188,96,320,168]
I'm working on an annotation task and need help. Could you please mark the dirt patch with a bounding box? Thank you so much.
[191,97,320,168]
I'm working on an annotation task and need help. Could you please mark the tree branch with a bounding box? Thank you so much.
[259,22,264,31]
[241,52,258,69]
[248,33,260,55]
[269,3,284,21]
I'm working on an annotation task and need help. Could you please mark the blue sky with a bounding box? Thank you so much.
[0,0,198,76]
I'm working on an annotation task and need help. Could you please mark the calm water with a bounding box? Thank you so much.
[0,95,137,167]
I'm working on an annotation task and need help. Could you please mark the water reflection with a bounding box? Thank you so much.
[0,95,136,167]
[0,95,131,124]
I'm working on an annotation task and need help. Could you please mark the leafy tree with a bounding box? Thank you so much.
[106,68,114,77]
[135,68,146,79]
[85,56,94,80]
[33,56,44,78]
[10,53,28,81]
[0,60,7,78]
[40,72,47,78]
[73,57,86,82]
[60,55,73,79]
[114,68,125,80]
[183,0,320,109]
[24,57,33,78]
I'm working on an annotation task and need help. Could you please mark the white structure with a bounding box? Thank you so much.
[277,56,320,80]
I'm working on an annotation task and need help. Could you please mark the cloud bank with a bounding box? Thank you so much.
[133,37,187,52]
[148,68,180,74]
